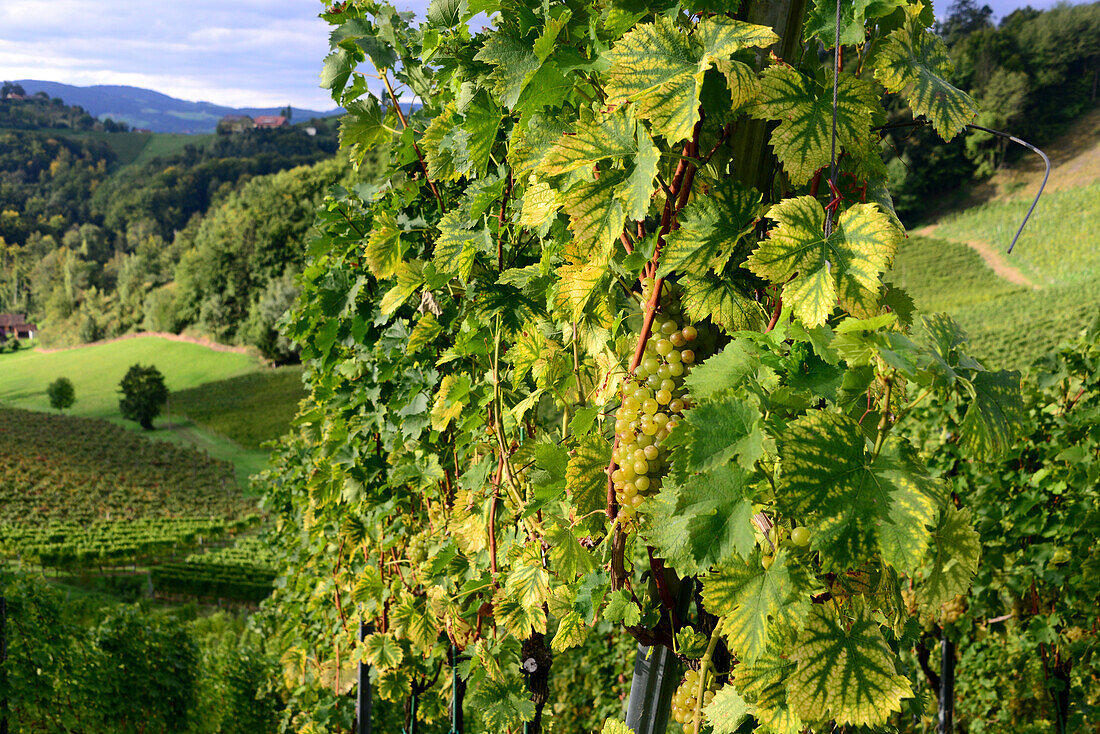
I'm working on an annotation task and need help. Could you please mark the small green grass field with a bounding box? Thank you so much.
[0,336,300,487]
[889,108,1100,370]
[171,367,306,450]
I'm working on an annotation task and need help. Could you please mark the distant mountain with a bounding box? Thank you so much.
[13,80,342,134]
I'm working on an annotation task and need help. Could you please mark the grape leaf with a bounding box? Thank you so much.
[681,274,766,332]
[555,260,608,321]
[340,97,392,167]
[494,590,548,638]
[678,395,765,472]
[604,589,642,626]
[541,108,646,176]
[958,369,1024,460]
[705,684,753,734]
[561,172,628,263]
[434,209,489,282]
[545,521,598,580]
[658,182,764,278]
[422,103,461,181]
[566,433,611,518]
[776,411,940,572]
[506,544,551,608]
[470,678,537,729]
[702,549,814,662]
[362,632,404,669]
[644,464,757,575]
[605,16,777,142]
[803,0,907,46]
[920,505,981,609]
[364,209,405,279]
[474,31,541,107]
[391,596,439,652]
[601,720,635,734]
[747,197,902,327]
[874,2,979,140]
[731,651,804,734]
[789,602,911,727]
[551,610,589,652]
[750,67,876,185]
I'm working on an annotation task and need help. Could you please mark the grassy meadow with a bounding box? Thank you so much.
[0,337,292,487]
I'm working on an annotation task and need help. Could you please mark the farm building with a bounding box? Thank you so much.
[254,115,288,129]
[0,313,36,341]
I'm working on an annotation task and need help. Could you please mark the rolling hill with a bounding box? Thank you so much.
[13,80,341,133]
[889,108,1100,370]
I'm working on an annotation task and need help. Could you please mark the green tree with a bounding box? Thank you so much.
[118,363,168,430]
[46,376,75,411]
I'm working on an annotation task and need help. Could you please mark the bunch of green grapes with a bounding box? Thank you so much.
[670,668,716,732]
[612,281,700,524]
[941,595,966,624]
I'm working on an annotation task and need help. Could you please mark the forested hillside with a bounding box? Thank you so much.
[885,0,1100,220]
[0,93,359,356]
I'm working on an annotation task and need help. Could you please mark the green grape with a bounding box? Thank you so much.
[642,356,660,374]
[655,339,674,356]
[643,445,659,461]
[791,526,811,547]
[669,362,684,377]
[622,396,640,412]
[670,332,686,347]
[635,475,651,491]
[681,349,695,364]
[657,364,672,379]
[660,320,677,335]
[656,389,672,405]
[669,398,685,414]
[642,398,659,415]
[666,349,682,364]
[681,325,698,341]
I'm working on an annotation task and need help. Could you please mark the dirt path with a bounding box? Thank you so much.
[36,331,256,356]
[913,225,1041,290]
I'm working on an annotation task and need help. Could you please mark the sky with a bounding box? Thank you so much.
[0,0,1085,110]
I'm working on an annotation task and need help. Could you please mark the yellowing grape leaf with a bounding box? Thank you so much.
[705,684,753,734]
[494,589,548,638]
[561,172,627,263]
[362,632,404,669]
[555,259,609,322]
[874,2,979,140]
[678,396,765,472]
[605,16,777,142]
[731,651,804,734]
[920,505,981,609]
[747,197,902,327]
[658,182,764,278]
[776,411,940,572]
[750,66,876,185]
[391,596,439,652]
[566,433,611,518]
[541,108,644,176]
[789,602,911,727]
[681,274,766,333]
[431,373,471,431]
[434,209,489,282]
[551,610,589,652]
[364,209,404,279]
[702,549,814,662]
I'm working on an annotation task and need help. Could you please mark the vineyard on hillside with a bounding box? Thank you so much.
[0,407,265,577]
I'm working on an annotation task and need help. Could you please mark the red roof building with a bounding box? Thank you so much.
[0,313,37,341]
[254,115,288,129]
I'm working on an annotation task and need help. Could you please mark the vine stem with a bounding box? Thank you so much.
[378,71,444,208]
[692,625,723,734]
[873,375,893,456]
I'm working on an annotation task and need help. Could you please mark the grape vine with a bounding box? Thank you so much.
[257,0,1026,731]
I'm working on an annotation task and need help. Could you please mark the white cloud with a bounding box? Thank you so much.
[0,0,340,109]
